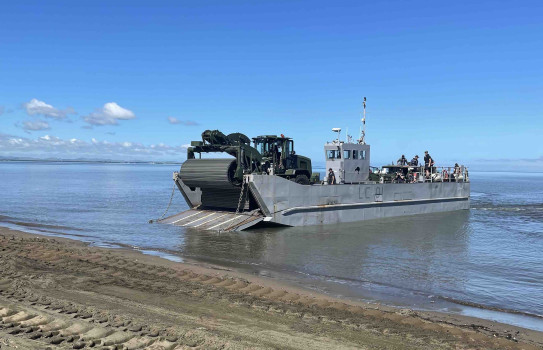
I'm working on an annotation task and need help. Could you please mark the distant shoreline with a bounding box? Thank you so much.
[2,159,543,173]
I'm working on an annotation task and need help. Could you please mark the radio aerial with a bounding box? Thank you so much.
[332,128,341,143]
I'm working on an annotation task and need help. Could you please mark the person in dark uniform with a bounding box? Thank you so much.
[410,155,419,166]
[327,168,336,185]
[272,143,281,167]
[397,154,408,166]
[394,171,405,183]
[424,151,434,177]
[453,163,461,181]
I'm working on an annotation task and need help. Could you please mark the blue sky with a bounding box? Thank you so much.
[0,1,541,170]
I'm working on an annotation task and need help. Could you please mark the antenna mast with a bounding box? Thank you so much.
[359,97,367,144]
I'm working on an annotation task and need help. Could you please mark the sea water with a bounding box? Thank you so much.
[1,162,542,330]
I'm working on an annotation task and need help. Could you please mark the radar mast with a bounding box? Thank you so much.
[358,97,367,144]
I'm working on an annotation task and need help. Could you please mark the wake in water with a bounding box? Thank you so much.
[472,203,543,212]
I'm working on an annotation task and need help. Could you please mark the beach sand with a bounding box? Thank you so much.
[0,227,541,349]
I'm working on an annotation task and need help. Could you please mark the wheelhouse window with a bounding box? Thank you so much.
[343,150,351,159]
[359,150,366,160]
[327,150,341,159]
[353,150,358,159]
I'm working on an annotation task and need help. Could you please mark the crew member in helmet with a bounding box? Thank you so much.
[397,155,408,166]
[327,168,336,185]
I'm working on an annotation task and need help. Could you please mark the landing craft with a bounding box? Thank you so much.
[159,100,470,231]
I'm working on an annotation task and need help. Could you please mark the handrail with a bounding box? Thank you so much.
[324,164,470,185]
[423,165,469,183]
[376,165,469,184]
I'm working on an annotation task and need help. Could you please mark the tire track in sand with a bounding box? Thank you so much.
[0,233,539,350]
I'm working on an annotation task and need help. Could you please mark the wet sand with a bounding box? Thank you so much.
[0,227,541,349]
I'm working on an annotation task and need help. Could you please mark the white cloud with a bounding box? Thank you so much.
[22,120,50,131]
[168,116,199,126]
[0,133,188,161]
[102,102,135,120]
[83,102,136,126]
[8,138,26,146]
[23,98,75,120]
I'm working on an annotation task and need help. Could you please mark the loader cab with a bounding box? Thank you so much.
[253,135,293,171]
[253,136,293,158]
[252,135,312,181]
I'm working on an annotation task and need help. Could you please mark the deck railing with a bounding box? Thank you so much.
[383,165,469,183]
[323,165,469,185]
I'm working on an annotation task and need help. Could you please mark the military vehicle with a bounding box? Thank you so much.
[186,130,313,185]
[159,100,470,232]
[252,134,313,184]
[378,165,416,183]
[174,130,317,227]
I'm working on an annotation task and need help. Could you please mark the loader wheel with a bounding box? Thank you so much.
[294,174,310,185]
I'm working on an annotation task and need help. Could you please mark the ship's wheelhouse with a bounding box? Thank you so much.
[324,142,371,184]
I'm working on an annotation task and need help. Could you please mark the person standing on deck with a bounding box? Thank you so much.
[327,168,337,185]
[410,155,420,182]
[424,151,434,177]
[454,163,461,181]
[397,155,408,166]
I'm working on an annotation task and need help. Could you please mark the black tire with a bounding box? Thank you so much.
[294,174,310,185]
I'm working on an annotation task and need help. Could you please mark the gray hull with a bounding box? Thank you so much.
[249,175,469,226]
[167,173,470,231]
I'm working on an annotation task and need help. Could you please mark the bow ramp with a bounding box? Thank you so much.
[159,209,264,232]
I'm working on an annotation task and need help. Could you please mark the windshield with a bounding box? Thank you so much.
[255,141,269,154]
[285,140,293,154]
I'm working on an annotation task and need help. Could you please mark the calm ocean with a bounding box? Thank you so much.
[1,162,542,330]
